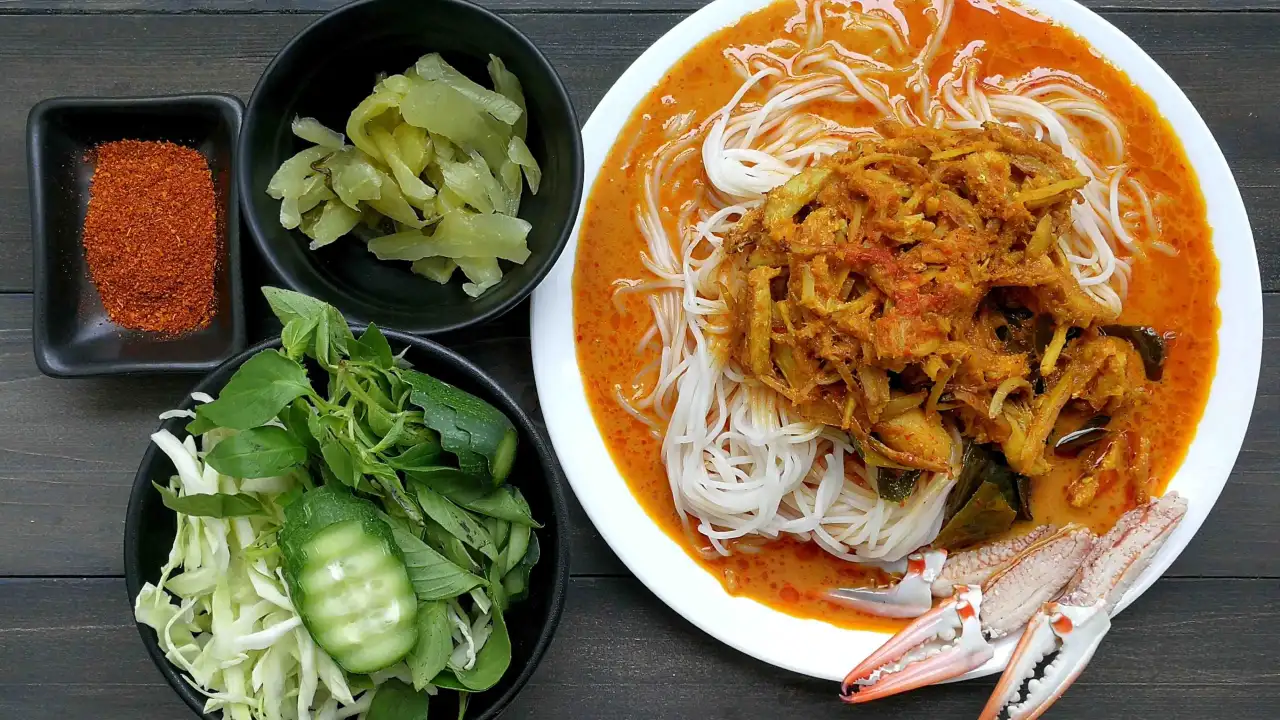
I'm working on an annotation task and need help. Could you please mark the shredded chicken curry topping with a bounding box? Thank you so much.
[724,122,1152,479]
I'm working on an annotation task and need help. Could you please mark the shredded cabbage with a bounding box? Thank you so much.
[135,428,368,720]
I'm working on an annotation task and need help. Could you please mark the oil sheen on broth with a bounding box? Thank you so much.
[574,0,1219,631]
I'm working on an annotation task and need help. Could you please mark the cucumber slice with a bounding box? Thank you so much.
[401,370,518,484]
[279,486,419,673]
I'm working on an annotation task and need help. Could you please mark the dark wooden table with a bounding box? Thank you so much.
[1,1,1277,718]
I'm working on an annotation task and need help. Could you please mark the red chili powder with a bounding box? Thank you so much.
[82,139,219,335]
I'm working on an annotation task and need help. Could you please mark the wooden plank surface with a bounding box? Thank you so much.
[0,289,1276,579]
[1,0,1278,13]
[0,293,623,577]
[0,10,1278,291]
[3,577,1277,720]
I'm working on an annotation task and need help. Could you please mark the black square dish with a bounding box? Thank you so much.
[27,94,248,377]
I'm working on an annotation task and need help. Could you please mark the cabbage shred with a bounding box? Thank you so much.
[135,418,369,720]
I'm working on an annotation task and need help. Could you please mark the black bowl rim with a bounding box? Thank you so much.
[124,329,572,720]
[27,92,249,377]
[237,0,585,335]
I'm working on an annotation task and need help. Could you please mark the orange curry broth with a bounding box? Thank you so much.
[573,0,1219,631]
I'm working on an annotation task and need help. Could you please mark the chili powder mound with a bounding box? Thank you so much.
[82,139,219,335]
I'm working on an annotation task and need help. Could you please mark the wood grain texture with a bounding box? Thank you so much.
[1,0,1278,13]
[0,293,625,577]
[2,10,1279,290]
[0,3,1274,719]
[0,291,1274,579]
[2,576,1277,720]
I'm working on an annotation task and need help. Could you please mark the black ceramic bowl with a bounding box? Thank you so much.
[239,0,583,334]
[27,94,247,376]
[124,330,570,719]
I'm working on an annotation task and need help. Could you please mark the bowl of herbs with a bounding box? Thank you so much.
[123,287,569,720]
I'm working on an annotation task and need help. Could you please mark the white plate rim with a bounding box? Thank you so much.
[531,0,1262,683]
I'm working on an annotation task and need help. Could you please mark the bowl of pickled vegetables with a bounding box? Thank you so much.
[238,0,583,334]
[124,288,571,719]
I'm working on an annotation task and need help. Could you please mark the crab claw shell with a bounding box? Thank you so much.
[932,525,1056,597]
[978,524,1096,639]
[840,585,994,703]
[1062,492,1189,612]
[981,494,1188,720]
[979,601,1110,720]
[828,550,947,618]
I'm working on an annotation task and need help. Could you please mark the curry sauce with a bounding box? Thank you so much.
[573,0,1219,631]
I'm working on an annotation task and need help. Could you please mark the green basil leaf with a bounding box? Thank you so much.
[392,528,486,600]
[326,306,354,357]
[318,460,342,488]
[365,678,428,720]
[360,323,395,369]
[346,334,378,364]
[187,350,312,431]
[365,400,398,437]
[279,398,321,458]
[386,442,445,473]
[407,467,489,506]
[414,484,499,561]
[152,482,267,518]
[406,600,452,691]
[457,692,469,720]
[369,412,408,454]
[486,516,510,552]
[501,523,531,577]
[320,435,360,488]
[186,412,218,436]
[204,426,307,479]
[502,531,538,605]
[485,558,508,614]
[314,310,334,369]
[263,286,329,328]
[280,315,318,361]
[426,520,481,573]
[376,508,418,538]
[263,287,353,370]
[452,610,511,691]
[465,485,541,528]
[386,369,409,407]
[369,463,424,524]
[429,669,467,691]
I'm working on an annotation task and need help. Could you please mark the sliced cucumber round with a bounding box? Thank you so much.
[279,486,419,673]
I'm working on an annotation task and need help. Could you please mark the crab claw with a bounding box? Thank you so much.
[979,601,1110,720]
[840,585,994,703]
[979,494,1189,720]
[1062,492,1189,613]
[828,550,947,618]
[933,525,1056,597]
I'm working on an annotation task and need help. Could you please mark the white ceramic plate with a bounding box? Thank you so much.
[531,0,1262,682]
